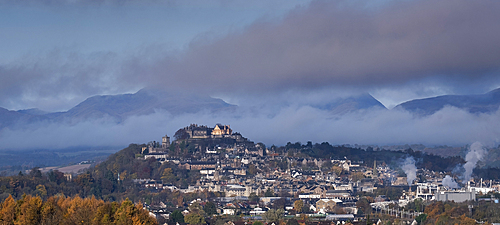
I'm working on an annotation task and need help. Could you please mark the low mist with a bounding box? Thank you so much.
[1,104,500,151]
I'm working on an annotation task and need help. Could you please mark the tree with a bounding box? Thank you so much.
[264,188,275,197]
[16,195,43,225]
[204,201,217,216]
[415,213,427,225]
[161,168,175,183]
[249,193,260,202]
[286,218,299,225]
[457,214,477,225]
[36,184,47,198]
[174,129,190,140]
[170,210,184,224]
[0,195,16,223]
[356,198,372,215]
[294,200,304,213]
[263,209,284,223]
[331,166,343,176]
[272,198,286,210]
[184,212,205,225]
[29,168,42,178]
[248,164,258,175]
[350,172,365,182]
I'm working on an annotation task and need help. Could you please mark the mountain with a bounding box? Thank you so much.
[0,107,24,128]
[60,88,235,122]
[0,107,47,128]
[397,88,500,116]
[315,93,387,114]
[0,88,236,128]
[16,108,49,115]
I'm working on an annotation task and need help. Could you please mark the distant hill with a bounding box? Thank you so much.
[0,88,236,129]
[396,88,500,116]
[59,88,235,122]
[315,93,387,114]
[16,108,49,115]
[0,107,46,128]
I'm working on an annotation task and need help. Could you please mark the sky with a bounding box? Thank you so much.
[1,0,500,149]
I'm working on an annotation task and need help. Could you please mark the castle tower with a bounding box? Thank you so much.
[162,135,170,149]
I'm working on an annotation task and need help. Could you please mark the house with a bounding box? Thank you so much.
[325,190,352,199]
[223,208,236,215]
[181,161,217,170]
[316,199,342,212]
[144,152,168,160]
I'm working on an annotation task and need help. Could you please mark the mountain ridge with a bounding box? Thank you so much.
[0,88,237,128]
[396,87,500,116]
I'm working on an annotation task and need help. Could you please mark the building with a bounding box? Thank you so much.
[316,199,342,212]
[181,161,218,170]
[436,191,475,202]
[161,135,170,149]
[211,124,232,136]
[174,124,249,144]
[416,183,439,200]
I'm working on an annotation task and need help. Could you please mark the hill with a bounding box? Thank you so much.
[317,93,387,114]
[397,88,500,116]
[0,88,236,129]
[60,88,235,122]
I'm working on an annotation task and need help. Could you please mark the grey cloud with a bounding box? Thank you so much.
[0,50,141,111]
[144,0,500,95]
[3,0,500,111]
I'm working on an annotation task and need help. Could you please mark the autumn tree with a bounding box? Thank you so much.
[16,195,43,225]
[0,195,16,224]
[293,200,304,213]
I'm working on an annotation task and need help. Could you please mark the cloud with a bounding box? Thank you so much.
[0,50,141,111]
[2,0,500,111]
[2,104,500,151]
[145,0,500,95]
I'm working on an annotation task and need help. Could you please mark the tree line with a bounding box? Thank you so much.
[0,194,157,225]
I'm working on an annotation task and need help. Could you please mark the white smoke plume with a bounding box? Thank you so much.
[462,142,486,183]
[401,157,417,186]
[442,175,459,189]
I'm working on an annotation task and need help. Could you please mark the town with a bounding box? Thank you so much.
[136,124,500,224]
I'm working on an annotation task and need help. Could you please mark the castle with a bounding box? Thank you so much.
[172,124,253,149]
[145,124,250,154]
[182,124,233,139]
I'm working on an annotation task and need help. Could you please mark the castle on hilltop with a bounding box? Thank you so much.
[172,124,250,146]
[144,124,251,154]
[182,124,233,139]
